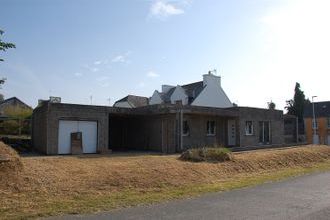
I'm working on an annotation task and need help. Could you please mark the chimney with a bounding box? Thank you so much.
[203,71,221,87]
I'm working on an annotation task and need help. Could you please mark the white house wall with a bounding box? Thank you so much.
[191,84,232,108]
[170,86,188,105]
[149,91,163,105]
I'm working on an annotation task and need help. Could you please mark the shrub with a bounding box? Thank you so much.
[3,120,19,135]
[180,147,233,162]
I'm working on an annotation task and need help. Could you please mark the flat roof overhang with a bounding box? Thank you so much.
[42,102,239,117]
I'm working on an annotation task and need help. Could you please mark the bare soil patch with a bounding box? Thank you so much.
[1,144,330,219]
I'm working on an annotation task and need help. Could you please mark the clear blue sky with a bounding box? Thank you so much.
[1,0,329,109]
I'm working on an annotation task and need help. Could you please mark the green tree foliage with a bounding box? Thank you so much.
[0,29,15,62]
[0,29,15,96]
[285,82,310,122]
[1,106,32,135]
[268,101,276,110]
[3,120,20,135]
[3,106,32,119]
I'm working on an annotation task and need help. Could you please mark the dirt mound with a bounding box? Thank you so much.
[2,145,330,219]
[0,142,23,172]
[0,142,24,192]
[230,145,330,172]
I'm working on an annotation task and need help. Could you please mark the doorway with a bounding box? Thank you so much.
[259,121,270,144]
[227,119,236,146]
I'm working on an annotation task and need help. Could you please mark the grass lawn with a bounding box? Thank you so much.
[2,145,330,219]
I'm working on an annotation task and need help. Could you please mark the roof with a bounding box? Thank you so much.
[157,81,204,104]
[304,101,330,118]
[181,81,204,98]
[159,87,176,103]
[0,97,32,109]
[114,95,148,108]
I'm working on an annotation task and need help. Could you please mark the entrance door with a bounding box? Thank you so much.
[259,121,270,144]
[58,120,97,154]
[228,120,236,146]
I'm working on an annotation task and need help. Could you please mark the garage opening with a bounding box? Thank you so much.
[109,114,149,152]
[58,120,97,154]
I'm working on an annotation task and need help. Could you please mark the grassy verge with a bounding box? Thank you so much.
[5,160,330,220]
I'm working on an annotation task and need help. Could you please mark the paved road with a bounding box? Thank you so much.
[48,172,330,220]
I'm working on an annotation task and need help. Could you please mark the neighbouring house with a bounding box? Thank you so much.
[149,72,233,108]
[113,95,148,108]
[304,101,330,145]
[0,97,33,135]
[32,73,285,155]
[0,97,32,115]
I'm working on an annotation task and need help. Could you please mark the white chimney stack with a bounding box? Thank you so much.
[203,71,221,87]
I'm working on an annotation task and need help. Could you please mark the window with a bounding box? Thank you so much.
[182,120,189,136]
[245,121,254,135]
[312,119,318,129]
[206,121,216,136]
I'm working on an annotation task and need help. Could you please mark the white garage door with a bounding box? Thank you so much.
[58,120,97,154]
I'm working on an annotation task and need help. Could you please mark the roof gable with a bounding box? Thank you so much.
[0,97,32,109]
[114,95,148,108]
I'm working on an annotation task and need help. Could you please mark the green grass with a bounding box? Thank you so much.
[5,160,330,220]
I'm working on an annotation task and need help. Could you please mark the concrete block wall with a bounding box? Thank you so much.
[32,103,286,155]
[32,104,48,154]
[42,103,109,155]
[180,114,228,150]
[238,107,284,147]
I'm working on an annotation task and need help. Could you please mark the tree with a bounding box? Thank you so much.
[0,29,15,62]
[2,106,32,135]
[267,100,276,110]
[0,29,15,97]
[285,82,310,122]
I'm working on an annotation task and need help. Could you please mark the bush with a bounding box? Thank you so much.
[2,120,19,135]
[180,147,233,162]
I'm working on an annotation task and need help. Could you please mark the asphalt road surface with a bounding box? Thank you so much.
[48,171,330,220]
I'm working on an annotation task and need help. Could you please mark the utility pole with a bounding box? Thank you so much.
[90,95,93,105]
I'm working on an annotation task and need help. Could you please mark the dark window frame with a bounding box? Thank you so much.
[206,120,216,136]
[182,120,190,136]
[245,121,254,135]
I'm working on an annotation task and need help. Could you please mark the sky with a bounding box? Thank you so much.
[0,0,329,110]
